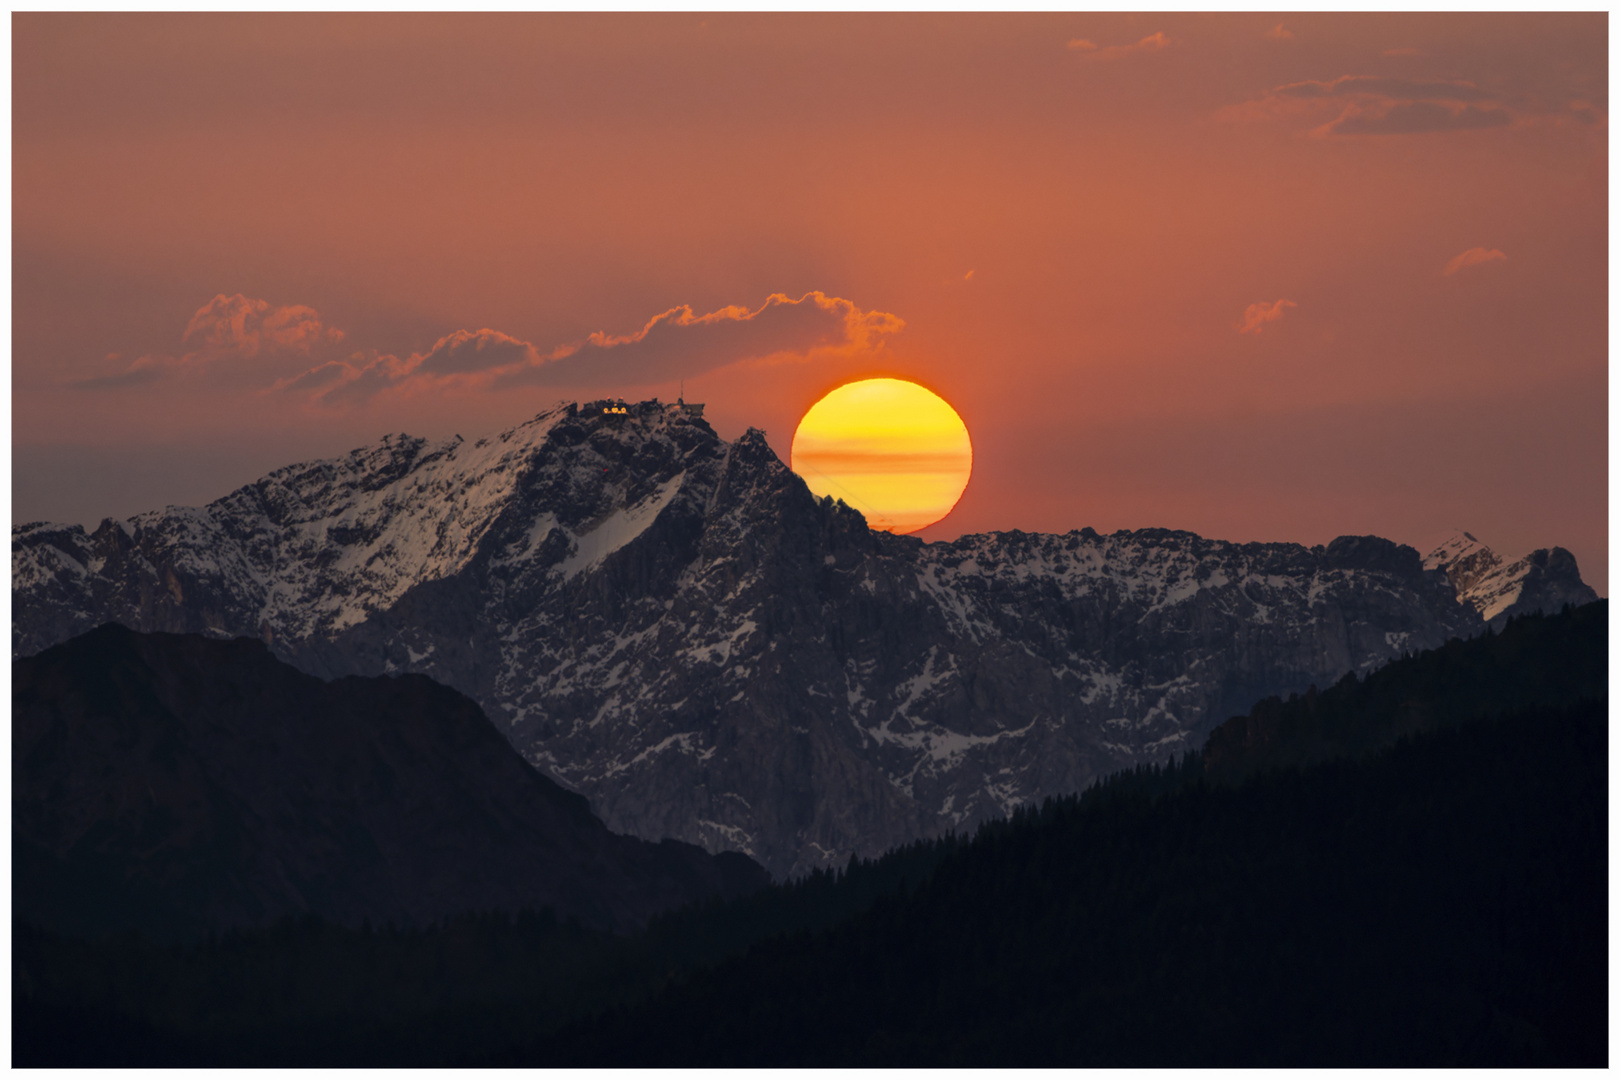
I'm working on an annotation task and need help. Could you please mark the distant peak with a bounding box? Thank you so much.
[1422,529,1493,572]
[1323,534,1423,577]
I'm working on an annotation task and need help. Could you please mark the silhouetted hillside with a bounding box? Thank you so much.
[14,838,953,1066]
[525,697,1605,1066]
[15,604,1606,1065]
[1202,601,1606,783]
[14,624,766,943]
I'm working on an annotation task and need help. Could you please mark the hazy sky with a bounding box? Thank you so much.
[12,13,1608,590]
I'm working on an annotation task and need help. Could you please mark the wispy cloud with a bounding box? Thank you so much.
[1238,299,1297,335]
[1382,47,1424,58]
[414,328,540,378]
[498,292,900,390]
[81,290,904,409]
[277,291,904,406]
[1270,75,1494,104]
[76,294,345,390]
[1068,31,1168,62]
[1443,247,1507,276]
[1566,99,1603,125]
[183,293,343,355]
[1221,73,1516,137]
[1265,23,1293,42]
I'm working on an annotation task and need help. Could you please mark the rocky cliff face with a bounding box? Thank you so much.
[1423,531,1598,629]
[14,401,1594,878]
[14,623,767,941]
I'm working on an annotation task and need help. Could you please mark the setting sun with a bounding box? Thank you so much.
[790,378,972,534]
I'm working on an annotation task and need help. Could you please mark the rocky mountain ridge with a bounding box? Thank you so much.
[12,401,1597,877]
[1422,530,1596,628]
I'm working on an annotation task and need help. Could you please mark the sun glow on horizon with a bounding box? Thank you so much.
[790,378,972,534]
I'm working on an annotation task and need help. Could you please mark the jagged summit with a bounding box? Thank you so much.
[11,404,1598,877]
[1423,529,1596,627]
[13,401,725,649]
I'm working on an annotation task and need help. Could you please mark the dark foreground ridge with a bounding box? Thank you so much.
[514,604,1608,1067]
[13,623,766,943]
[14,603,1605,1066]
[1202,599,1609,782]
[528,699,1605,1067]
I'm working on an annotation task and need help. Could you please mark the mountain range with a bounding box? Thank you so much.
[12,400,1598,877]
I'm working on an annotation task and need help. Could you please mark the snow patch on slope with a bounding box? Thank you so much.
[558,474,685,579]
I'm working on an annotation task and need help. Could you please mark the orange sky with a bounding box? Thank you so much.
[12,13,1609,591]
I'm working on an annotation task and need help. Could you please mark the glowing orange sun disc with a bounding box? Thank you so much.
[790,378,973,534]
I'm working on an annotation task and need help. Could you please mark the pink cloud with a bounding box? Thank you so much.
[1567,99,1603,125]
[413,328,541,377]
[83,290,904,407]
[1443,247,1507,276]
[1238,299,1297,335]
[183,294,332,356]
[1266,23,1294,41]
[277,291,904,406]
[1273,75,1492,104]
[77,293,343,389]
[1224,74,1518,138]
[1072,31,1168,62]
[494,291,902,389]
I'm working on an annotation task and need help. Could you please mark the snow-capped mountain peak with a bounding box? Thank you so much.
[12,403,1597,877]
[1423,529,1596,626]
